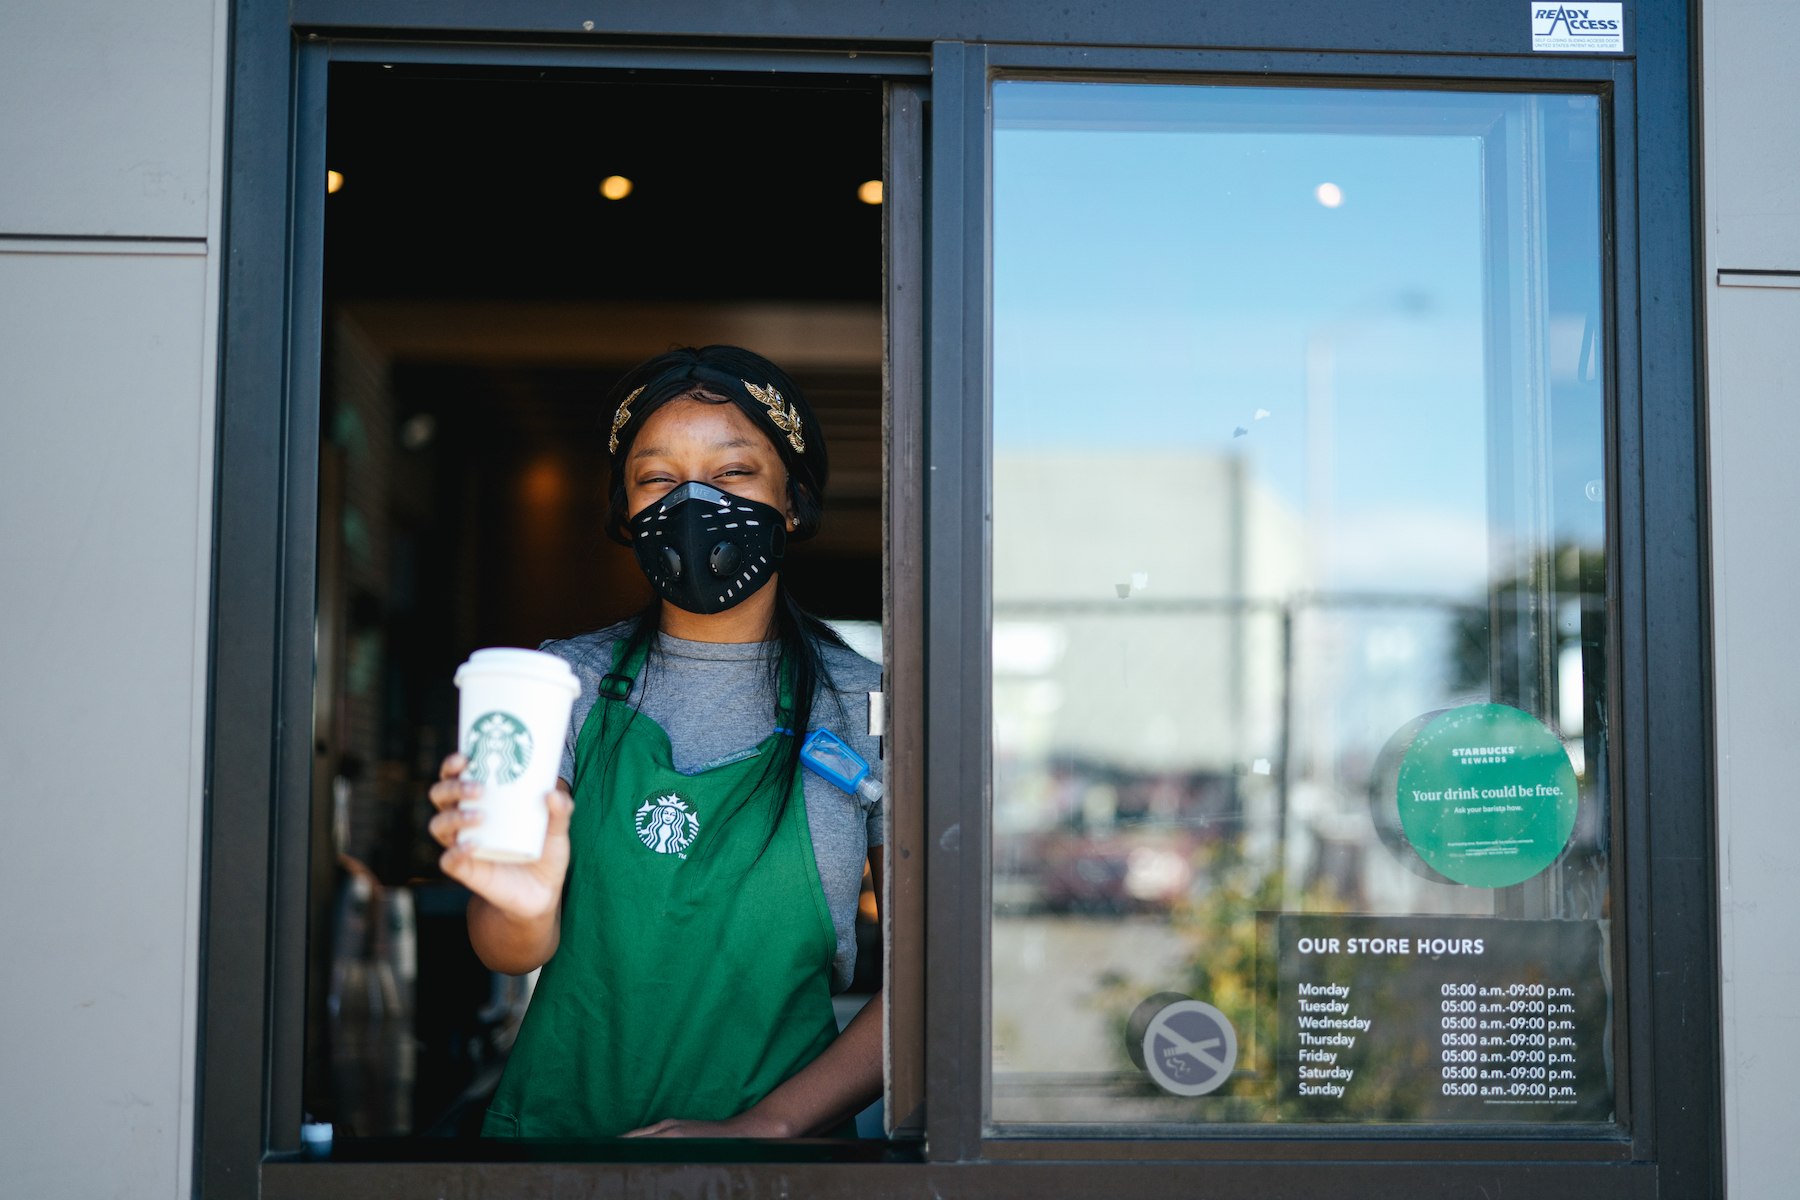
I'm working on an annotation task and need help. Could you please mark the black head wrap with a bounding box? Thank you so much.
[602,346,828,546]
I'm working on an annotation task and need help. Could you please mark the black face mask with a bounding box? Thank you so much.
[629,481,787,615]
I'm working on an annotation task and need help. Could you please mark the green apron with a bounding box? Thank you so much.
[482,640,841,1138]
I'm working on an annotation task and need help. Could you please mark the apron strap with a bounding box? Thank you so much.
[602,633,796,733]
[774,659,795,735]
[599,635,652,703]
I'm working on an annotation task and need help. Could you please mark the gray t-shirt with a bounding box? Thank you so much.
[541,622,883,993]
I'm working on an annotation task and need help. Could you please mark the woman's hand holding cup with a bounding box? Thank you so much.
[429,753,573,922]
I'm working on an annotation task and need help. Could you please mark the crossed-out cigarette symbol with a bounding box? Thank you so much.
[1156,1026,1228,1075]
[1139,998,1237,1095]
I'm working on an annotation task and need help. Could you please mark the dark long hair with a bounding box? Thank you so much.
[599,346,850,846]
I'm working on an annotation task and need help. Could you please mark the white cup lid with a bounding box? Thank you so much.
[454,647,580,696]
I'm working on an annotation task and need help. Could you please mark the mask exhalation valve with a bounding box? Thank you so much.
[709,541,743,578]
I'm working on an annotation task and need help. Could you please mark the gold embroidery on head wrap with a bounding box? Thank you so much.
[743,380,806,454]
[608,385,646,454]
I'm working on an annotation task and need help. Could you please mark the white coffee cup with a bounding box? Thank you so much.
[452,648,580,862]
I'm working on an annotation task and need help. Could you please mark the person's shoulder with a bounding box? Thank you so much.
[819,640,881,692]
[539,620,635,676]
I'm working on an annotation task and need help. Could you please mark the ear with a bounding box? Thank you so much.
[785,477,802,531]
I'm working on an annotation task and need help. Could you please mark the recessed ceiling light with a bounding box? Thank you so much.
[858,179,883,205]
[600,175,633,200]
[1315,182,1343,208]
[399,413,437,450]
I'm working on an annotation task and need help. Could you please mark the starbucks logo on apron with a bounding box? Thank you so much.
[463,712,533,785]
[635,791,700,857]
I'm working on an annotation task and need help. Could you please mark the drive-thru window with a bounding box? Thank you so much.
[200,3,1715,1195]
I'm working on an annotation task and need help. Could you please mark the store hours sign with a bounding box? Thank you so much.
[1277,916,1613,1122]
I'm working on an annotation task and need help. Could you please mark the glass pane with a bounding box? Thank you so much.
[990,82,1610,1130]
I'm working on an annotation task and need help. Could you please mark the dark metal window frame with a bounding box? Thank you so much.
[933,38,1655,1164]
[203,3,1714,1197]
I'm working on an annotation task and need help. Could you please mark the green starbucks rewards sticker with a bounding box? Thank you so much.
[1395,704,1578,888]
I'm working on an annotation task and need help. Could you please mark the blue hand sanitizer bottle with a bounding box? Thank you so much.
[798,728,885,803]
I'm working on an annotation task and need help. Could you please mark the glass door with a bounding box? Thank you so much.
[988,81,1611,1130]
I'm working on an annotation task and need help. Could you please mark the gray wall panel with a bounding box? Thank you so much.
[1705,2,1800,268]
[1704,0,1800,1193]
[0,246,214,1196]
[1707,282,1800,1197]
[0,0,217,237]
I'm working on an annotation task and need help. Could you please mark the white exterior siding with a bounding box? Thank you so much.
[1704,0,1800,1195]
[0,1,226,1196]
[0,1,219,238]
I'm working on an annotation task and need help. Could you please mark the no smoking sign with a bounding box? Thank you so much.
[1128,993,1239,1096]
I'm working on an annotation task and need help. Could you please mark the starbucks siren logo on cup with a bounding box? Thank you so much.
[463,712,534,785]
[452,649,580,863]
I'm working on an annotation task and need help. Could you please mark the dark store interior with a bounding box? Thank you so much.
[306,64,887,1138]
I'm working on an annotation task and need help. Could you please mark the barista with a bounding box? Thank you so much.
[427,345,884,1138]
